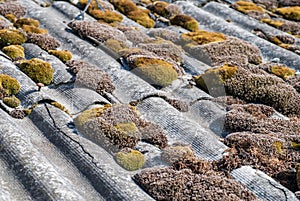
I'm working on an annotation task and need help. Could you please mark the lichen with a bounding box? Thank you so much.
[26,33,60,51]
[170,14,199,31]
[115,148,145,171]
[3,96,20,108]
[2,45,24,60]
[0,29,26,46]
[0,2,26,18]
[261,18,284,28]
[138,121,168,148]
[270,66,295,80]
[104,39,129,53]
[0,74,20,95]
[161,144,195,165]
[48,50,72,63]
[17,58,54,85]
[276,6,300,21]
[10,109,26,119]
[14,18,39,28]
[232,1,265,14]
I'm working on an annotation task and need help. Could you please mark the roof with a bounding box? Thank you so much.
[0,0,299,200]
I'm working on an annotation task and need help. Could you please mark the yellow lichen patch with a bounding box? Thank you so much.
[21,25,48,34]
[48,50,72,63]
[170,14,199,31]
[89,10,123,24]
[3,96,20,108]
[233,1,264,14]
[276,6,300,21]
[127,10,155,28]
[104,39,128,53]
[0,74,20,95]
[291,141,300,150]
[195,64,238,91]
[132,57,178,87]
[0,29,26,46]
[115,148,145,171]
[2,45,25,60]
[5,14,17,23]
[181,30,226,45]
[50,101,70,115]
[74,105,111,127]
[273,141,284,154]
[261,18,284,28]
[14,18,40,28]
[18,58,54,85]
[271,65,295,80]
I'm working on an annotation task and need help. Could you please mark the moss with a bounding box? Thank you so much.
[270,66,295,80]
[21,25,48,34]
[181,30,226,45]
[115,148,145,171]
[170,14,199,31]
[0,74,20,95]
[14,18,40,28]
[114,122,139,133]
[0,29,26,46]
[148,1,169,17]
[110,0,138,14]
[291,142,300,150]
[90,10,123,24]
[127,10,155,28]
[273,141,284,154]
[2,45,24,60]
[261,18,284,28]
[18,58,54,85]
[3,96,20,108]
[276,6,300,21]
[161,145,195,165]
[232,1,265,14]
[5,14,17,23]
[50,101,70,115]
[132,57,178,87]
[48,50,72,63]
[104,39,128,53]
[195,64,238,91]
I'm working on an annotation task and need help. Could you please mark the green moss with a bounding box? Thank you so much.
[74,105,111,128]
[291,141,300,150]
[3,96,20,108]
[261,18,284,28]
[276,6,300,21]
[0,74,20,95]
[271,66,295,80]
[2,45,24,60]
[50,101,70,115]
[115,148,145,171]
[132,57,178,87]
[195,64,238,91]
[48,50,72,63]
[170,14,199,31]
[5,14,17,23]
[181,30,226,45]
[0,29,26,46]
[127,10,155,28]
[18,58,54,85]
[22,25,48,34]
[233,1,265,14]
[14,18,40,28]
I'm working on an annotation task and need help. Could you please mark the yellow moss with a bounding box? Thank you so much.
[74,105,111,127]
[14,18,40,28]
[115,122,138,133]
[261,18,284,28]
[279,43,291,49]
[273,141,284,154]
[0,74,20,95]
[271,66,295,80]
[132,57,178,87]
[89,10,123,24]
[2,45,25,60]
[127,10,155,28]
[50,101,70,115]
[0,29,26,46]
[181,30,226,45]
[48,50,73,63]
[115,148,145,171]
[3,96,20,108]
[110,0,138,14]
[18,58,54,85]
[195,64,238,90]
[149,1,169,17]
[269,36,283,45]
[291,141,300,150]
[170,14,199,31]
[276,6,300,21]
[5,14,17,23]
[21,25,48,34]
[233,1,265,14]
[104,39,128,53]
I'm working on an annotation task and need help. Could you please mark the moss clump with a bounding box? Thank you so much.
[0,74,20,95]
[115,148,145,171]
[48,50,72,63]
[181,30,226,45]
[195,64,238,92]
[170,14,199,31]
[18,58,54,85]
[5,14,17,23]
[276,6,300,21]
[232,1,264,14]
[0,29,26,46]
[110,0,138,14]
[50,101,70,115]
[104,39,128,53]
[3,96,20,108]
[261,18,284,28]
[91,10,123,24]
[161,144,195,165]
[14,18,40,28]
[2,45,24,60]
[115,122,139,133]
[270,66,295,80]
[148,1,169,17]
[132,57,178,87]
[21,25,48,34]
